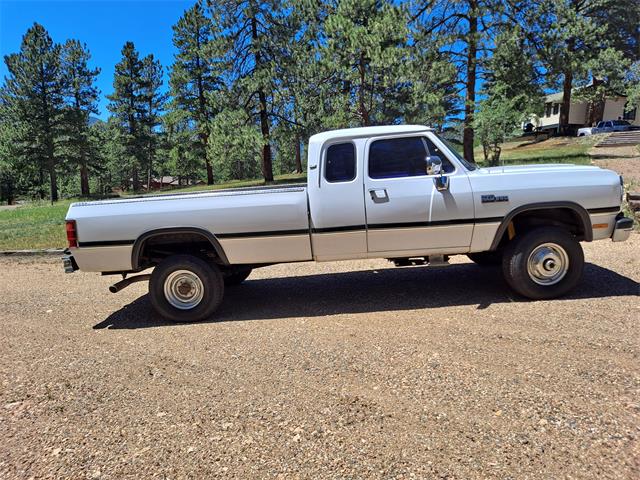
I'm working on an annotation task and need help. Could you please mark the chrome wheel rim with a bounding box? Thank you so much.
[527,243,569,286]
[163,270,204,310]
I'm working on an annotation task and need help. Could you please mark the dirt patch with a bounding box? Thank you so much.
[1,236,639,478]
[0,204,21,211]
[589,144,640,188]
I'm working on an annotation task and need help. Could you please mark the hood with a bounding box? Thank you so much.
[474,164,601,175]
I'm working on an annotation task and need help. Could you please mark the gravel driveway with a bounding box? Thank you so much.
[1,235,639,479]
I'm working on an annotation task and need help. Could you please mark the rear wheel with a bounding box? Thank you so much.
[467,250,502,266]
[502,227,584,300]
[149,254,224,322]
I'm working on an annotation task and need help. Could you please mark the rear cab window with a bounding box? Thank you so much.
[325,142,356,182]
[368,136,455,179]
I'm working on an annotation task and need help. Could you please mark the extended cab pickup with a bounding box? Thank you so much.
[64,125,633,322]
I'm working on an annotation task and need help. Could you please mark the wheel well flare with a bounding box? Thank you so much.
[490,203,591,251]
[132,228,228,269]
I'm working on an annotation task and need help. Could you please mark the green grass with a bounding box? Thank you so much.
[475,135,598,167]
[0,199,74,250]
[0,173,306,251]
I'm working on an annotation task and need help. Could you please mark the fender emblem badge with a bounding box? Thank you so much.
[481,194,509,203]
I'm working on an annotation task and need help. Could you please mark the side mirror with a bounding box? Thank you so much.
[426,155,449,191]
[434,175,450,192]
[425,156,442,176]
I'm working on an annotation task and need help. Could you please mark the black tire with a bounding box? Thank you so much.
[468,250,502,266]
[223,268,252,286]
[502,227,584,300]
[149,254,224,323]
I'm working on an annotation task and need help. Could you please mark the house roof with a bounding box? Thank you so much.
[545,92,564,102]
[545,87,627,103]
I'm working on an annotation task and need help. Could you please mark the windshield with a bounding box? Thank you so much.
[437,136,477,171]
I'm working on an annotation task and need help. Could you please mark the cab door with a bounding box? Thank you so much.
[308,139,368,261]
[363,134,474,254]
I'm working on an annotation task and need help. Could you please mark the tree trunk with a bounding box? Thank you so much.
[39,168,45,199]
[559,69,573,135]
[358,53,370,126]
[49,164,58,203]
[3,182,15,205]
[132,168,140,191]
[80,164,90,196]
[251,16,273,183]
[463,3,478,164]
[194,25,213,186]
[257,89,273,182]
[200,131,213,185]
[295,135,303,174]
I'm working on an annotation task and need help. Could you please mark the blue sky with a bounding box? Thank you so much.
[0,0,194,118]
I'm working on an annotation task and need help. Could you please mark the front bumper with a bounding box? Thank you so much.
[62,252,78,273]
[611,213,634,242]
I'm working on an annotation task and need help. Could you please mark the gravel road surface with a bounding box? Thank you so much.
[1,235,639,479]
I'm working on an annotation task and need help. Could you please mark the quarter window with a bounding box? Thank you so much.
[325,143,356,182]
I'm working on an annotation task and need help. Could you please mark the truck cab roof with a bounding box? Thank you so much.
[308,125,433,145]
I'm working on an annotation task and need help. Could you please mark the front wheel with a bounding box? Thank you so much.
[502,227,584,300]
[149,254,224,322]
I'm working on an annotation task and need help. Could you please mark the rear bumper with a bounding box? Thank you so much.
[62,252,78,273]
[611,213,633,242]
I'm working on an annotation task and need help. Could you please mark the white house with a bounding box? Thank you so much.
[530,91,638,133]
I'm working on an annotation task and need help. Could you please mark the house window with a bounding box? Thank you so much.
[545,103,552,117]
[553,103,559,115]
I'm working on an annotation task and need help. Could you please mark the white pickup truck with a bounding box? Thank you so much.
[577,120,634,136]
[63,125,633,322]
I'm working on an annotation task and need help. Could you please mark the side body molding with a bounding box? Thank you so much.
[489,201,593,251]
[131,227,230,268]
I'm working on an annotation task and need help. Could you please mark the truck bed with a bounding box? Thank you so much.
[67,184,312,270]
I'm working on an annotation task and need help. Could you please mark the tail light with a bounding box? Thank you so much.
[66,220,78,248]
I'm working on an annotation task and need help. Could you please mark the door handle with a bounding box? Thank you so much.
[369,188,389,203]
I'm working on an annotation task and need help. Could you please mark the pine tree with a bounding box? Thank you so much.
[271,0,330,173]
[107,42,145,191]
[413,0,503,163]
[522,0,621,133]
[140,54,166,190]
[209,0,293,182]
[2,23,65,201]
[170,0,219,184]
[626,62,640,112]
[61,39,100,196]
[0,105,22,204]
[590,0,639,62]
[475,27,543,165]
[163,110,203,184]
[321,0,409,127]
[483,26,542,115]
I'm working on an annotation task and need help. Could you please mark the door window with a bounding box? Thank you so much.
[368,136,454,179]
